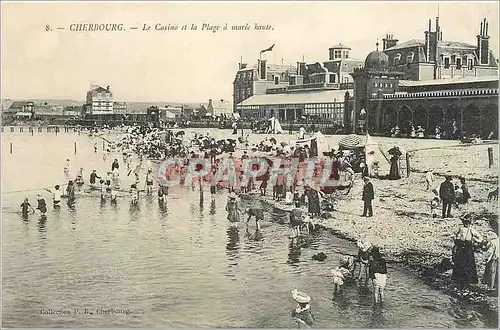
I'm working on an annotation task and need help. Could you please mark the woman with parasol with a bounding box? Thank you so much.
[387,146,402,180]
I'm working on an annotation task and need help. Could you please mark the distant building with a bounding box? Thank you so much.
[113,102,127,113]
[204,99,232,116]
[85,85,113,114]
[233,61,297,112]
[7,101,35,120]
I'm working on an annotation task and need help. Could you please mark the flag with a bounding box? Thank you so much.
[260,44,275,54]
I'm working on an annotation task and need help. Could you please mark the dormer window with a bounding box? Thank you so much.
[394,53,401,66]
[406,52,415,64]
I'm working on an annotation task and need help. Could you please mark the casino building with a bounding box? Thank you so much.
[351,17,499,137]
[235,16,499,138]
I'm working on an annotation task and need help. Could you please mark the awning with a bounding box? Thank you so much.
[237,89,352,106]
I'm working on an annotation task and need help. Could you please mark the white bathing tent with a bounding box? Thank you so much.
[268,117,284,134]
[290,131,332,157]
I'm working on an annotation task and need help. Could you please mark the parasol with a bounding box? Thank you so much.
[338,135,363,149]
[280,141,288,147]
[269,137,277,145]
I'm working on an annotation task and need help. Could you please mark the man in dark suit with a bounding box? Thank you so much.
[362,177,374,217]
[439,175,455,218]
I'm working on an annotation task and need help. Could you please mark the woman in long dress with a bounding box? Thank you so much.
[452,216,483,287]
[481,221,498,290]
[388,155,400,180]
[307,188,320,217]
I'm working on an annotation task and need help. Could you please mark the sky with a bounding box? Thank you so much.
[1,1,498,104]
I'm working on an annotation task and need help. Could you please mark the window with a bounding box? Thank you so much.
[384,83,388,88]
[467,58,473,70]
[343,77,349,84]
[329,74,336,83]
[406,52,415,64]
[456,58,462,70]
[394,53,401,66]
[274,76,279,85]
[343,51,349,58]
[444,57,450,69]
[97,93,102,98]
[374,82,378,87]
[334,50,342,59]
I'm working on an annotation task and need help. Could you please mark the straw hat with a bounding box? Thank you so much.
[357,240,372,252]
[291,289,310,304]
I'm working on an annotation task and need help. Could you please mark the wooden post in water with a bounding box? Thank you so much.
[488,147,493,168]
[74,142,77,154]
[10,143,12,154]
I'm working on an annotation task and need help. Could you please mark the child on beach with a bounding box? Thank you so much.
[110,187,118,202]
[430,196,440,218]
[45,185,61,207]
[100,180,106,200]
[76,167,84,185]
[36,194,47,217]
[130,183,139,204]
[331,259,352,294]
[354,240,372,286]
[369,246,388,304]
[291,289,314,328]
[20,198,35,217]
[145,168,154,195]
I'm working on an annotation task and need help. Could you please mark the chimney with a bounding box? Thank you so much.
[106,85,110,91]
[382,34,398,50]
[239,63,247,70]
[477,18,490,65]
[259,59,267,80]
[425,17,438,63]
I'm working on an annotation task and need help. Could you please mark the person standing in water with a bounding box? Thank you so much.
[63,159,71,180]
[66,181,76,203]
[20,198,35,217]
[45,185,61,207]
[89,170,101,188]
[111,159,119,172]
[369,246,388,304]
[36,194,48,217]
[291,289,314,328]
[145,168,154,195]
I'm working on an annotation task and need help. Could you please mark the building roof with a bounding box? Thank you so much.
[211,100,232,113]
[365,50,389,69]
[330,43,351,50]
[385,39,476,51]
[398,75,499,87]
[89,86,110,93]
[237,89,352,106]
[238,63,296,73]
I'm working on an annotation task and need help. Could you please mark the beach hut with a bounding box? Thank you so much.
[290,131,332,158]
[267,117,284,134]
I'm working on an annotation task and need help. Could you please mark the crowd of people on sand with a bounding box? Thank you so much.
[16,123,498,327]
